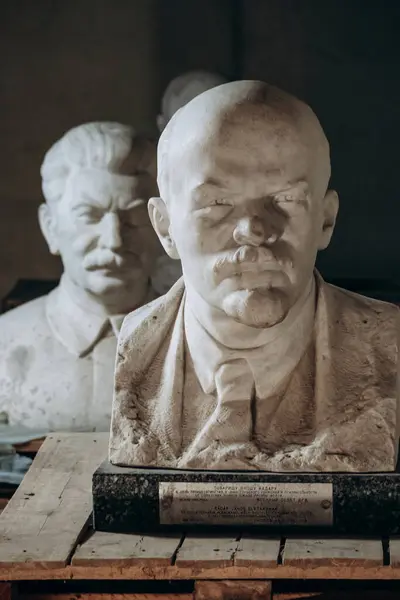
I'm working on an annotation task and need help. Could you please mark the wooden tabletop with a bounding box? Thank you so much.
[0,433,399,582]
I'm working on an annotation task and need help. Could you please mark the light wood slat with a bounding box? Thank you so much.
[0,432,108,568]
[388,537,400,567]
[72,530,182,567]
[175,533,240,568]
[195,579,271,599]
[235,535,281,567]
[283,537,383,567]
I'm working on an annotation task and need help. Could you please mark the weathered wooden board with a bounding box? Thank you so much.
[0,432,108,569]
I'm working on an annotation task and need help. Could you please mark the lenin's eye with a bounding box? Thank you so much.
[273,194,307,214]
[196,200,232,222]
[274,195,295,204]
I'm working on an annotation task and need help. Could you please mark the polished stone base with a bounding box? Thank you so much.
[92,461,400,534]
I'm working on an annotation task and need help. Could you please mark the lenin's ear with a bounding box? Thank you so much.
[38,203,60,256]
[148,197,180,259]
[318,189,339,250]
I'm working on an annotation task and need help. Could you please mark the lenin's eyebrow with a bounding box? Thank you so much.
[192,179,235,199]
[193,180,224,193]
[273,180,309,194]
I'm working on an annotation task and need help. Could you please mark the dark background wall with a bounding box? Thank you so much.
[1,0,399,298]
[242,0,400,280]
[0,0,161,298]
[0,0,235,298]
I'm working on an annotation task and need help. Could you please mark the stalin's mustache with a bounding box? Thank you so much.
[83,249,140,271]
[212,245,292,281]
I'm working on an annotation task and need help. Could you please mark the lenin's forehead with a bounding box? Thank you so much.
[169,101,312,171]
[160,81,330,193]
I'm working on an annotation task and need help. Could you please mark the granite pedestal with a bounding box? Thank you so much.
[92,461,400,535]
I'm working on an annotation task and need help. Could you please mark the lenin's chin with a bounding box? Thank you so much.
[221,289,289,329]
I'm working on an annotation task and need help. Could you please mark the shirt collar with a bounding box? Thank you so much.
[184,275,316,399]
[46,275,155,358]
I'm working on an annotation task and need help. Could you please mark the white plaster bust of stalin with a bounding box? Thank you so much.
[110,81,399,472]
[0,122,161,431]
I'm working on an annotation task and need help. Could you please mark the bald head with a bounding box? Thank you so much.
[158,80,331,203]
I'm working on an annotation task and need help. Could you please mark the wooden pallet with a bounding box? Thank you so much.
[1,433,400,599]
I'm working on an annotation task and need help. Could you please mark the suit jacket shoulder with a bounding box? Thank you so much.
[323,281,399,342]
[0,294,50,353]
[321,281,399,393]
[325,281,400,319]
[119,277,185,351]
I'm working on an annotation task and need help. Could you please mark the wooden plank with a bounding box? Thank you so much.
[235,535,281,567]
[0,557,398,581]
[72,530,183,567]
[283,537,383,567]
[195,580,271,600]
[388,537,400,567]
[175,534,241,568]
[0,432,108,569]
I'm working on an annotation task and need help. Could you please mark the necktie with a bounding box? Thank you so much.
[187,358,255,454]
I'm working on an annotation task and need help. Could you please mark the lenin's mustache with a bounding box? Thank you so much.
[212,245,292,282]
